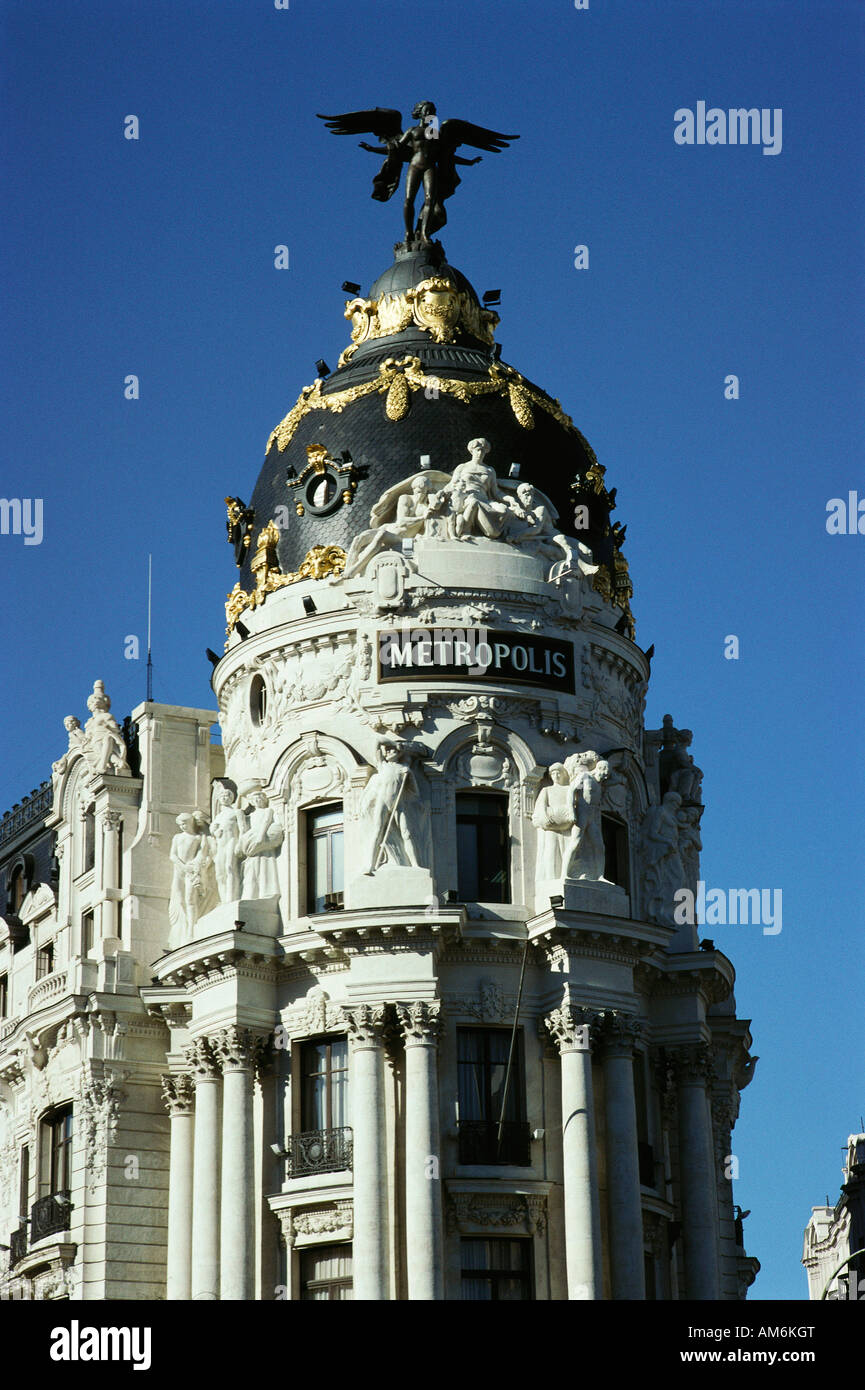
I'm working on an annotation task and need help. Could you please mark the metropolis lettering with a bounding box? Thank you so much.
[377,627,576,693]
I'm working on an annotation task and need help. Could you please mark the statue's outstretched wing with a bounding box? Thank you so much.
[317,108,406,201]
[317,108,404,139]
[438,119,520,154]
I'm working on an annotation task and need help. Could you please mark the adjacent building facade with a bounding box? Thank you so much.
[0,230,759,1300]
[802,1133,865,1300]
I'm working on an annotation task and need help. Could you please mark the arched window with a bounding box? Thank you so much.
[8,864,27,913]
[250,675,267,727]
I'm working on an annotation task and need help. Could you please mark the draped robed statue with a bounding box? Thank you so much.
[317,102,519,246]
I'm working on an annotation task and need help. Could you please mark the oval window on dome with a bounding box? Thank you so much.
[305,468,343,517]
[250,674,268,727]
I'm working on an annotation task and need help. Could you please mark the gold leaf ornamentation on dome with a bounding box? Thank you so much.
[264,358,594,459]
[507,381,534,430]
[343,277,499,351]
[385,372,410,420]
[225,531,347,640]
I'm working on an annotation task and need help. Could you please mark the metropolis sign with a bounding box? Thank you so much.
[377,626,576,694]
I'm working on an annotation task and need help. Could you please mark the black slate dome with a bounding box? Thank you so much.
[234,241,609,595]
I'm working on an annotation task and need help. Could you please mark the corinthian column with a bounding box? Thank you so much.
[343,1004,389,1300]
[397,1001,443,1301]
[161,1073,195,1300]
[674,1043,720,1299]
[544,1003,602,1299]
[186,1037,221,1300]
[600,1013,645,1300]
[213,1027,257,1301]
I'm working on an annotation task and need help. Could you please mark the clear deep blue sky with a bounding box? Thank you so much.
[1,0,862,1300]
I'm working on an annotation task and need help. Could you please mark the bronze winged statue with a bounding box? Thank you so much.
[317,102,519,246]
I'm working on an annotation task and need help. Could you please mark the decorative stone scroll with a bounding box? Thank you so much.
[446,1190,548,1237]
[280,1200,354,1248]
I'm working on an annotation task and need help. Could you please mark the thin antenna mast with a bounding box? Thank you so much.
[146,554,153,703]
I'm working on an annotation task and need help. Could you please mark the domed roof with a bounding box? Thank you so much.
[225,239,627,635]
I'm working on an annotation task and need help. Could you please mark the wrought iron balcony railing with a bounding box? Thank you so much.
[285,1127,353,1177]
[458,1120,532,1167]
[9,1226,27,1267]
[30,1191,72,1242]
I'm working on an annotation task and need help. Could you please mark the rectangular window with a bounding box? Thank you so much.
[81,911,95,956]
[460,1237,532,1300]
[457,1027,529,1165]
[456,793,510,903]
[0,972,7,1018]
[36,942,55,979]
[602,815,630,891]
[43,1106,73,1195]
[306,803,344,913]
[301,1037,349,1131]
[300,1244,353,1300]
[83,805,96,873]
[19,1145,29,1221]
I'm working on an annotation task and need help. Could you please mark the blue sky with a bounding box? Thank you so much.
[1,0,862,1299]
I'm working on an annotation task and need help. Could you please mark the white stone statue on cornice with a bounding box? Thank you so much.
[82,680,131,776]
[361,740,421,874]
[434,437,509,539]
[51,715,88,783]
[239,790,284,899]
[532,763,575,879]
[562,752,611,882]
[642,791,685,925]
[167,813,211,949]
[210,781,245,902]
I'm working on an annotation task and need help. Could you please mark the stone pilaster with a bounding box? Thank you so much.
[544,1002,603,1299]
[186,1037,221,1301]
[672,1042,720,1299]
[342,1004,389,1300]
[599,1012,645,1299]
[212,1027,258,1301]
[161,1072,195,1301]
[396,1001,443,1301]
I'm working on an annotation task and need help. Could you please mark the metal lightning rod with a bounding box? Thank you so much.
[146,554,153,703]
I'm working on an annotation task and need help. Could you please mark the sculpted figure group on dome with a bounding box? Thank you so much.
[341,437,591,580]
[167,784,284,949]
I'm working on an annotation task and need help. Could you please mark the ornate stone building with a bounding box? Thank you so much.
[0,201,759,1300]
[802,1133,865,1300]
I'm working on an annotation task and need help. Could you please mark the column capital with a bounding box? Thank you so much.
[161,1072,195,1115]
[341,1003,389,1049]
[395,1000,441,1046]
[100,808,123,832]
[598,1011,642,1058]
[211,1025,260,1073]
[670,1041,715,1085]
[184,1036,220,1081]
[543,1002,599,1054]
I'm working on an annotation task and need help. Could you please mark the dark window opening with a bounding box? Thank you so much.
[42,1105,73,1197]
[81,911,95,957]
[36,942,55,980]
[250,675,268,727]
[456,792,510,903]
[602,814,630,891]
[83,804,96,873]
[457,1027,530,1165]
[0,972,7,1019]
[306,803,344,913]
[461,1238,532,1300]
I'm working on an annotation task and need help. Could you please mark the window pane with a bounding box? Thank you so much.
[311,835,329,912]
[456,822,478,901]
[330,829,344,894]
[312,807,343,831]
